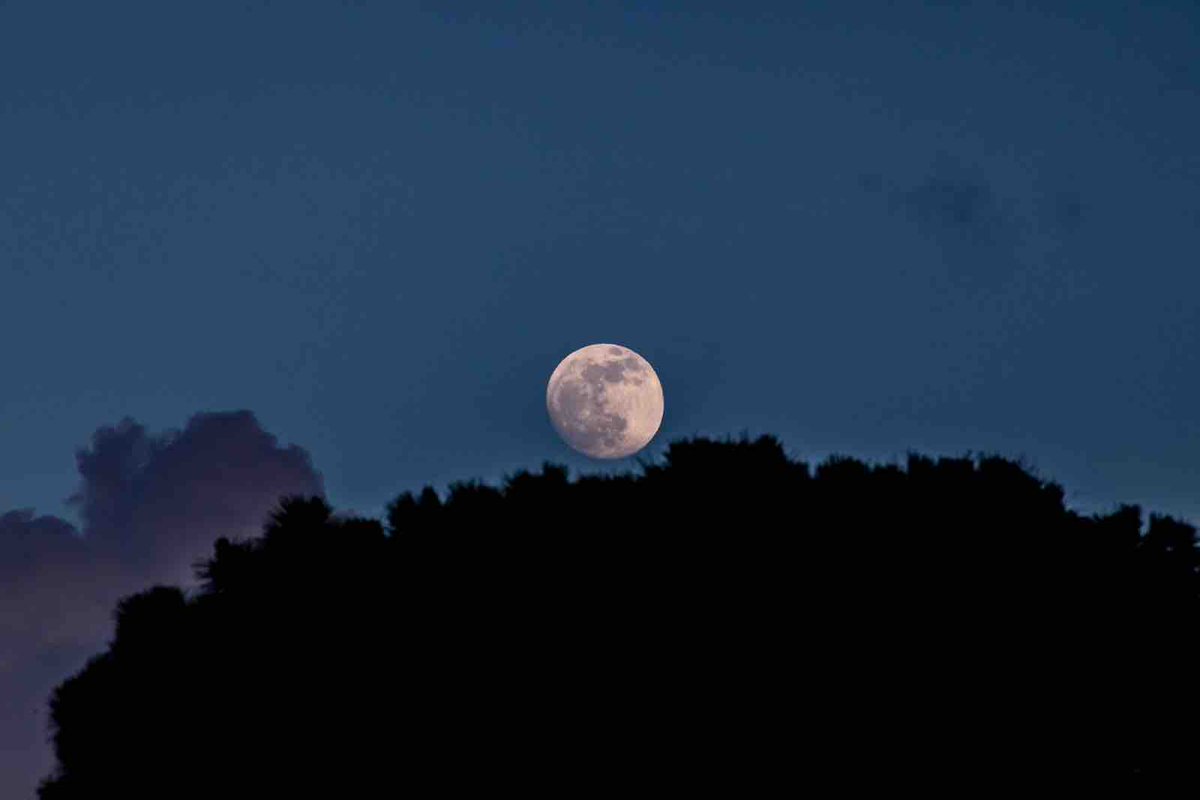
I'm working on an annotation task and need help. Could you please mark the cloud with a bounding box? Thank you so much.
[0,511,93,648]
[67,410,324,579]
[859,159,1036,294]
[0,509,81,569]
[1047,189,1084,234]
[869,158,1089,258]
[896,171,1009,249]
[0,410,324,797]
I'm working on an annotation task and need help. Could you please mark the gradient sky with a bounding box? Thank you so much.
[1,1,1198,793]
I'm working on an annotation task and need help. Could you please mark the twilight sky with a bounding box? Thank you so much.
[1,2,1198,795]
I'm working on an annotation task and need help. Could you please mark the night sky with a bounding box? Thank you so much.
[2,2,1198,794]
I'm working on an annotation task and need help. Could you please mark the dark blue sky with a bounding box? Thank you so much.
[3,1,1198,522]
[1,2,1198,792]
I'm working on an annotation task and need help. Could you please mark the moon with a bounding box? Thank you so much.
[546,343,665,459]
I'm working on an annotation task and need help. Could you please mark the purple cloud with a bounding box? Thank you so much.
[0,410,324,797]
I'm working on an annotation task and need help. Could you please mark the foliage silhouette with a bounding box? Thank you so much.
[38,435,1200,794]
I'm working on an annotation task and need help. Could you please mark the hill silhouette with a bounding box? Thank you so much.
[37,435,1200,794]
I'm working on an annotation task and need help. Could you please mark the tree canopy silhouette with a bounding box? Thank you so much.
[37,435,1200,795]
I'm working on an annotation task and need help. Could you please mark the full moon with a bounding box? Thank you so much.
[546,343,665,459]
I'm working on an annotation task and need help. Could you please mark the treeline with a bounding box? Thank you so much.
[38,436,1200,795]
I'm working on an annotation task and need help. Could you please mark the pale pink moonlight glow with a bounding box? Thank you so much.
[546,343,665,459]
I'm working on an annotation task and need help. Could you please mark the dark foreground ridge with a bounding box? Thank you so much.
[38,436,1200,794]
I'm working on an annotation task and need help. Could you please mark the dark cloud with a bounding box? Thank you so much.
[1048,190,1085,234]
[67,411,323,578]
[0,510,80,569]
[0,410,324,795]
[0,510,92,649]
[0,509,78,539]
[858,173,886,193]
[0,507,127,794]
[867,161,1037,294]
[898,172,1008,248]
[873,160,1088,253]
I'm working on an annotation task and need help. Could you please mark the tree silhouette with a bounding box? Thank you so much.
[37,435,1200,795]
